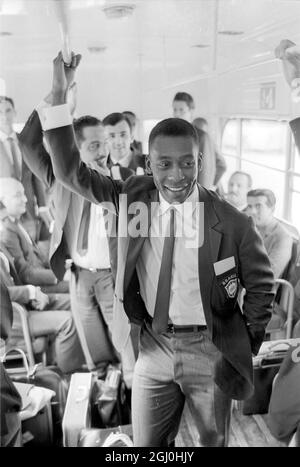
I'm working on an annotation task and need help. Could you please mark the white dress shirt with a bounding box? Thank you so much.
[70,202,111,270]
[136,188,206,325]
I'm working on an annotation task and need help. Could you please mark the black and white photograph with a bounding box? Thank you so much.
[0,0,300,450]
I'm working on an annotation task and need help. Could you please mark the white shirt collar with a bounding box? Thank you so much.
[110,150,132,168]
[158,185,199,217]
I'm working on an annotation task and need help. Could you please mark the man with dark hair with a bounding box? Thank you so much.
[172,92,216,189]
[0,95,47,242]
[42,52,275,447]
[227,171,253,211]
[172,92,195,121]
[103,112,145,176]
[19,103,136,379]
[122,110,144,157]
[247,189,293,279]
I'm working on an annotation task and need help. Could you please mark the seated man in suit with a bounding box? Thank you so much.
[19,106,134,378]
[103,112,145,176]
[40,52,275,447]
[0,96,48,242]
[246,189,293,280]
[0,268,84,374]
[226,171,253,212]
[0,288,22,447]
[172,92,216,189]
[0,178,68,294]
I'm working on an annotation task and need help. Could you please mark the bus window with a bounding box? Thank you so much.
[222,119,239,157]
[291,176,300,232]
[221,119,239,188]
[294,144,300,174]
[221,118,291,219]
[241,120,287,171]
[143,119,160,154]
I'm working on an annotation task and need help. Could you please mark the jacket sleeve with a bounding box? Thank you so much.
[45,125,122,209]
[19,111,55,189]
[7,285,31,305]
[238,216,275,355]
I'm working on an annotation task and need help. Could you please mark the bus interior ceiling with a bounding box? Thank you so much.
[2,0,300,228]
[1,0,300,448]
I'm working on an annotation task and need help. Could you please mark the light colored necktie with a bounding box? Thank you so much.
[7,137,22,180]
[152,208,176,334]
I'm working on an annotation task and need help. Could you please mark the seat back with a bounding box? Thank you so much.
[8,302,48,367]
[0,300,48,368]
[281,239,300,283]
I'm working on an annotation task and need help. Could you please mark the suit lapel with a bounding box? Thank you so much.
[197,186,223,326]
[123,188,157,293]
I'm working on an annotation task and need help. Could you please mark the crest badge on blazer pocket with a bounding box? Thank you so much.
[221,273,238,299]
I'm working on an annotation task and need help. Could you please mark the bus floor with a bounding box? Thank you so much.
[175,403,285,447]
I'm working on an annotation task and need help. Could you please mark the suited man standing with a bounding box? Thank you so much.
[19,107,135,379]
[0,96,47,241]
[39,52,275,447]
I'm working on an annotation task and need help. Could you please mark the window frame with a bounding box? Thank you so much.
[221,117,298,225]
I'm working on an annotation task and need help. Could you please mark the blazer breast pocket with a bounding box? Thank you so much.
[213,256,239,304]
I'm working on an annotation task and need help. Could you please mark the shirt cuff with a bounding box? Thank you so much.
[37,103,72,131]
[27,285,37,301]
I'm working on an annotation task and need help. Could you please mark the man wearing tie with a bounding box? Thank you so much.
[19,108,135,379]
[0,96,47,241]
[103,112,145,176]
[43,52,274,446]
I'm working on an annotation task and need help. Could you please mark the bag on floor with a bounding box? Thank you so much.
[91,364,131,428]
[1,347,69,446]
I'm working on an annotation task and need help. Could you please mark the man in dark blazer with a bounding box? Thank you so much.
[0,96,48,242]
[19,108,135,379]
[39,52,275,447]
